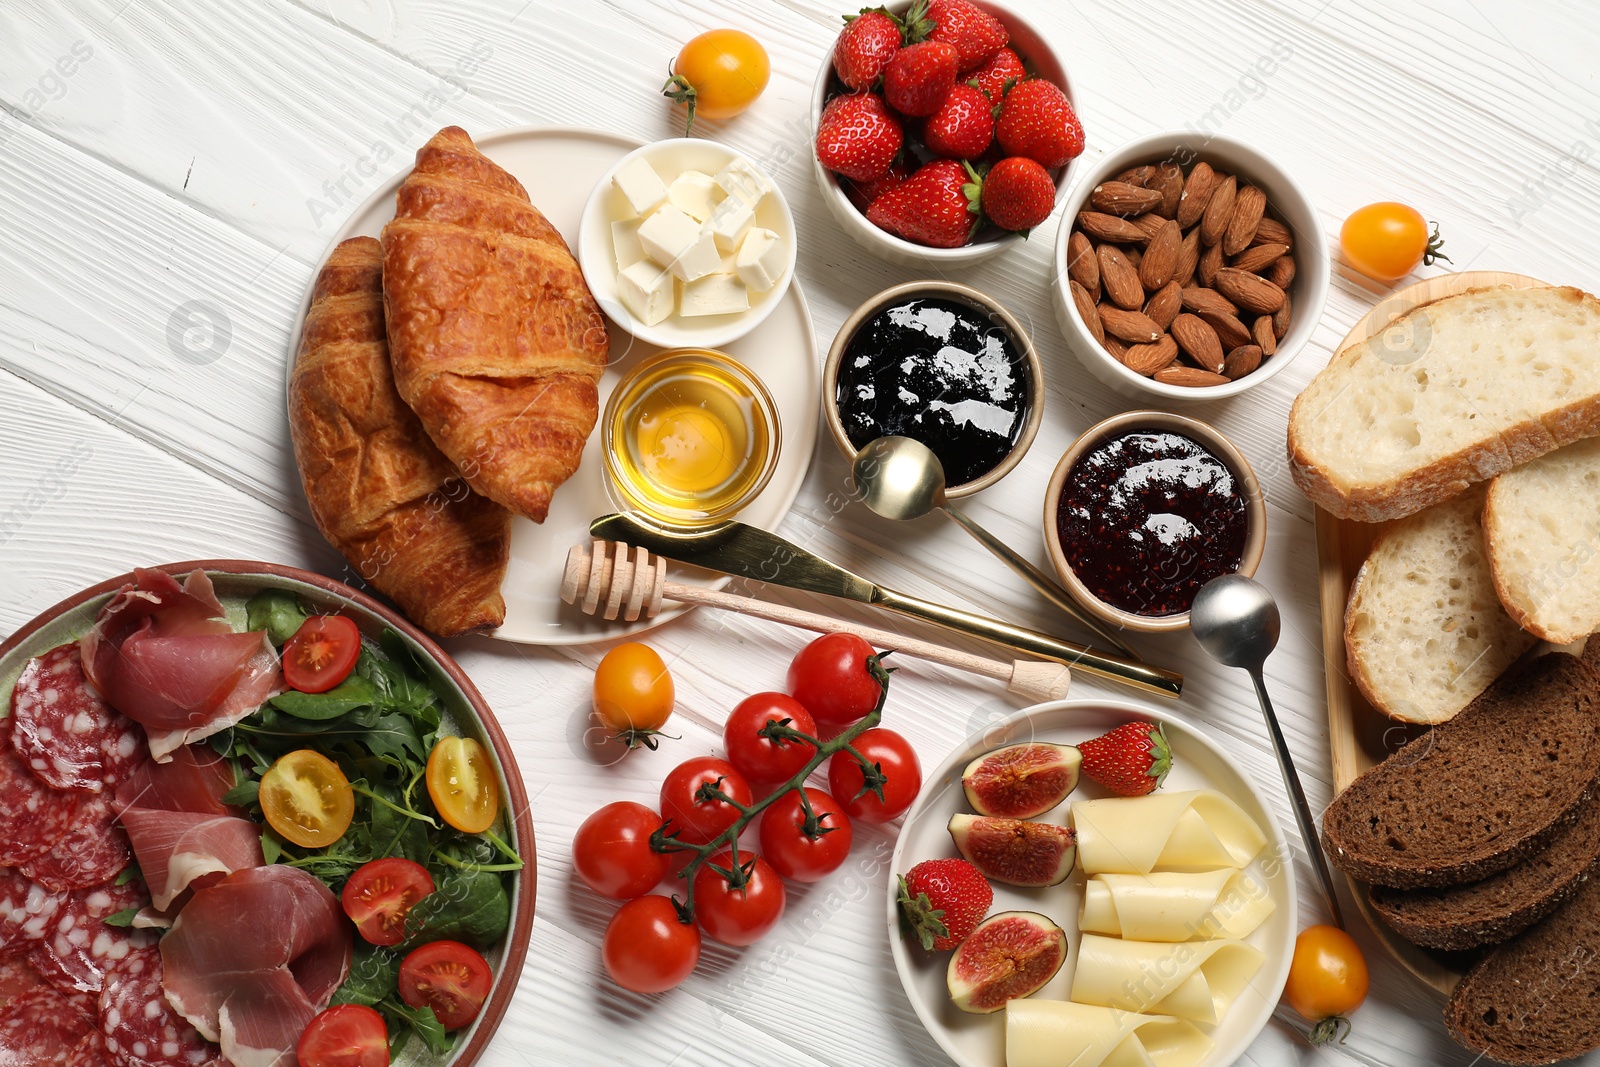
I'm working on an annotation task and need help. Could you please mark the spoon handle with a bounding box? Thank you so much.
[1250,668,1346,929]
[942,504,1143,660]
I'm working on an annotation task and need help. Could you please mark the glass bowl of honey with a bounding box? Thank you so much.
[602,348,782,526]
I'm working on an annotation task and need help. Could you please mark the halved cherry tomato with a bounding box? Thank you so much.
[398,939,493,1030]
[260,749,355,848]
[602,894,700,994]
[283,615,362,693]
[341,857,435,946]
[572,801,669,900]
[297,1003,389,1067]
[426,736,499,834]
[1284,924,1369,1044]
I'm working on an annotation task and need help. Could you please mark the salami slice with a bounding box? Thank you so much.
[21,792,133,892]
[10,644,148,793]
[30,880,154,994]
[0,953,44,1006]
[0,984,94,1064]
[0,866,66,953]
[66,1030,113,1067]
[0,741,83,867]
[99,947,221,1067]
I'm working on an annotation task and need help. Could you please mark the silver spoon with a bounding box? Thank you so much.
[1189,573,1345,928]
[852,436,1140,660]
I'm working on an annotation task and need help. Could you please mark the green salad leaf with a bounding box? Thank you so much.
[403,866,511,949]
[245,590,309,646]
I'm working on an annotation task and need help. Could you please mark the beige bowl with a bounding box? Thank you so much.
[1043,411,1266,632]
[824,280,1044,498]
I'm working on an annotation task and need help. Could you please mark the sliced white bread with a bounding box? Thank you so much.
[1346,485,1538,723]
[1290,286,1600,522]
[1485,437,1600,644]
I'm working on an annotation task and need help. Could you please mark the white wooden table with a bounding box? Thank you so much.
[4,2,1596,1064]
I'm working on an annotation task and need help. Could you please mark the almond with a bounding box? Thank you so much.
[1267,254,1296,290]
[1252,315,1277,356]
[1130,213,1168,242]
[1171,313,1225,373]
[1071,281,1104,343]
[1174,229,1201,286]
[1223,344,1263,380]
[1115,164,1157,186]
[1067,230,1100,295]
[1198,309,1253,350]
[1139,220,1181,291]
[1078,211,1147,244]
[1144,281,1183,331]
[1214,267,1286,314]
[1122,335,1179,376]
[1154,365,1229,388]
[1102,335,1129,361]
[1098,306,1164,344]
[1091,181,1162,217]
[1097,244,1144,310]
[1176,161,1216,228]
[1180,287,1237,317]
[1222,185,1267,255]
[1253,217,1292,248]
[1273,292,1292,339]
[1199,174,1237,246]
[1198,240,1224,287]
[1153,162,1184,219]
[1124,245,1143,271]
[1230,242,1290,274]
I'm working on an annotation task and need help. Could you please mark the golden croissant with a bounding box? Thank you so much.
[381,125,609,523]
[290,236,511,637]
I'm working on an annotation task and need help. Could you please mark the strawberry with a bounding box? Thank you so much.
[963,46,1026,103]
[926,0,1008,70]
[1077,721,1171,797]
[995,78,1085,169]
[816,91,904,182]
[882,39,959,117]
[980,156,1054,231]
[866,158,980,248]
[844,158,911,212]
[833,8,904,91]
[922,83,994,160]
[897,857,992,951]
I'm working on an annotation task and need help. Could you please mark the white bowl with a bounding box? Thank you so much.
[809,0,1077,268]
[1051,131,1329,403]
[578,138,796,350]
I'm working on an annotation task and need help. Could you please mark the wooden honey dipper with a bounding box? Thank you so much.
[562,540,1072,703]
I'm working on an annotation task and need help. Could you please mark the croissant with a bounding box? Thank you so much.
[380,126,609,523]
[289,236,510,637]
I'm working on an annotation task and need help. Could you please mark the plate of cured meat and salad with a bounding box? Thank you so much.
[0,559,534,1067]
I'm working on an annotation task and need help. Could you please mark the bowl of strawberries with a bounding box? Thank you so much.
[811,0,1083,266]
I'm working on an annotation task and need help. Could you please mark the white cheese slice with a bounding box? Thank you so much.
[704,195,755,252]
[666,169,721,222]
[612,154,668,217]
[734,227,785,292]
[611,218,644,271]
[1078,870,1275,942]
[679,272,749,317]
[1072,789,1268,875]
[617,259,674,326]
[714,157,771,206]
[1006,1000,1213,1067]
[637,205,702,268]
[1070,934,1267,1025]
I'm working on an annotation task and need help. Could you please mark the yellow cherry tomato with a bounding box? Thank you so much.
[662,29,770,134]
[593,642,675,750]
[426,736,499,834]
[1340,202,1449,283]
[1284,924,1369,1045]
[259,749,355,848]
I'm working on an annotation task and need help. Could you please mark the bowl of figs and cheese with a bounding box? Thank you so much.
[0,560,534,1067]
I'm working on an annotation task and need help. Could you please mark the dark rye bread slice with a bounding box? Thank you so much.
[1369,791,1600,950]
[1323,653,1600,889]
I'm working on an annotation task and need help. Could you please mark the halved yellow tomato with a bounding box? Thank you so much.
[260,749,355,848]
[427,736,499,834]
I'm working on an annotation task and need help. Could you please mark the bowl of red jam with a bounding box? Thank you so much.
[824,281,1044,498]
[1043,411,1266,632]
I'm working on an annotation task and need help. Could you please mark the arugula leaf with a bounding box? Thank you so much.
[332,941,400,1006]
[268,674,380,720]
[367,780,432,864]
[102,906,141,928]
[379,997,452,1057]
[244,590,309,646]
[221,779,260,808]
[404,866,510,949]
[363,712,429,766]
[261,831,282,866]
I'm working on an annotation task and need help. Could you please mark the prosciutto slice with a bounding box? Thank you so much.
[117,811,262,912]
[114,745,237,819]
[160,866,351,1067]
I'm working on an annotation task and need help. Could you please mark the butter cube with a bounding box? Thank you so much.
[611,218,644,271]
[669,228,722,282]
[612,155,668,217]
[617,259,674,326]
[637,205,701,267]
[714,158,771,206]
[666,170,720,222]
[680,273,749,317]
[734,227,786,292]
[703,195,754,253]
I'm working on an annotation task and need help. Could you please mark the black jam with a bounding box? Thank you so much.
[835,297,1029,487]
[1057,430,1248,617]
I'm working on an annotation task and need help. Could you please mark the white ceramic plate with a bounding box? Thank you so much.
[887,700,1297,1067]
[286,126,820,644]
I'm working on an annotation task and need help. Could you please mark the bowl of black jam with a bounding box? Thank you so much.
[825,281,1044,497]
[1043,411,1266,632]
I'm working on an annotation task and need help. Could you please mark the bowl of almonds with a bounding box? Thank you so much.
[1050,132,1328,401]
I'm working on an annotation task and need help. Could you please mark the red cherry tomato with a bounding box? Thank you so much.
[786,633,883,730]
[398,940,493,1030]
[602,894,701,993]
[828,727,921,823]
[659,756,752,845]
[296,1003,389,1067]
[572,801,669,900]
[340,857,435,946]
[283,615,362,693]
[692,850,786,946]
[758,787,853,883]
[723,692,818,787]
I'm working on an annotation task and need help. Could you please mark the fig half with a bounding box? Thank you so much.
[948,814,1077,887]
[961,742,1082,818]
[947,910,1066,1014]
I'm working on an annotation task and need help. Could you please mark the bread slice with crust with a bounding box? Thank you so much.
[1289,285,1600,523]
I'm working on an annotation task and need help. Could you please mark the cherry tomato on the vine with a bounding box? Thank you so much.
[787,633,883,731]
[1283,924,1369,1045]
[758,787,853,883]
[662,29,770,135]
[723,692,817,787]
[659,756,752,845]
[1339,202,1449,283]
[573,801,670,900]
[692,850,786,946]
[602,894,701,994]
[828,727,921,824]
[592,642,675,749]
[283,615,362,694]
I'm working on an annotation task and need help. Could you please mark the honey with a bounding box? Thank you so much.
[603,349,780,525]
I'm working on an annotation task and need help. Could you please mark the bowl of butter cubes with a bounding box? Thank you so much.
[578,138,798,349]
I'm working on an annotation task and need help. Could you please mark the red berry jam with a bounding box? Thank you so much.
[1056,429,1248,616]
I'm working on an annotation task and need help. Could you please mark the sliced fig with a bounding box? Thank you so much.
[947,910,1066,1014]
[962,743,1083,818]
[948,813,1076,887]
